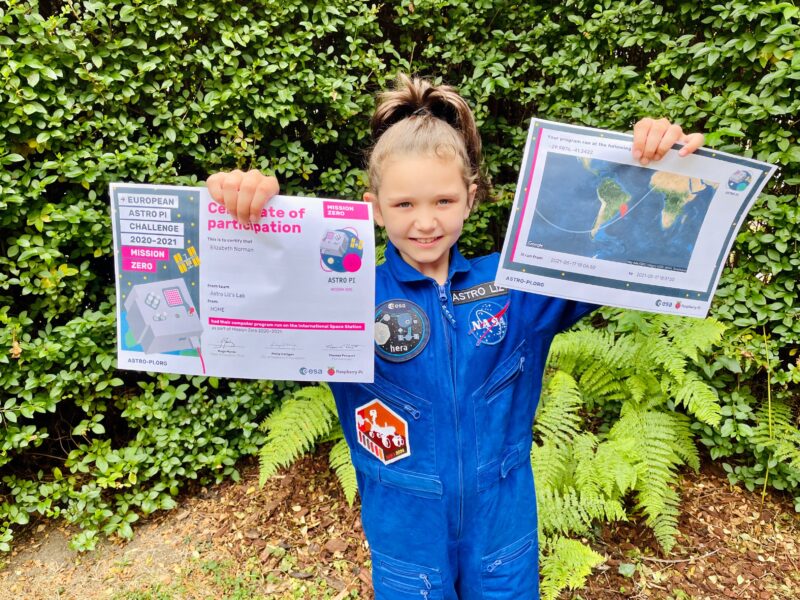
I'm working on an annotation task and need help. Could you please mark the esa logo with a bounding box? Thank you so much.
[299,367,324,376]
[655,299,681,309]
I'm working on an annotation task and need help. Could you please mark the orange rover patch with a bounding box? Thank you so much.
[355,400,410,465]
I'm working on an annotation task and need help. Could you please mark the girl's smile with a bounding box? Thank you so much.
[410,236,443,246]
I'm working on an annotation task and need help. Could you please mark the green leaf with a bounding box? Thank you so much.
[120,6,136,21]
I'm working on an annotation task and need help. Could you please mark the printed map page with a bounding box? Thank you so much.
[527,154,718,272]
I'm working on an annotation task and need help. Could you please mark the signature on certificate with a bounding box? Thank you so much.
[325,343,364,350]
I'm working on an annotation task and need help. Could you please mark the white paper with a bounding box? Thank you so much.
[497,120,777,317]
[110,183,375,382]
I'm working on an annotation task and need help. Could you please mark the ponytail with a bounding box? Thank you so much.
[367,74,490,205]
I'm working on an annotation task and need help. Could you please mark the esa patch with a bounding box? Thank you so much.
[468,300,510,346]
[355,399,410,464]
[374,299,430,362]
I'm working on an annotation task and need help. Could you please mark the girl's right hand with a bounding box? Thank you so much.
[206,169,280,224]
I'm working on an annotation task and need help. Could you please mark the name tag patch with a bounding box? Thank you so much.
[374,299,430,362]
[355,399,410,465]
[451,282,507,305]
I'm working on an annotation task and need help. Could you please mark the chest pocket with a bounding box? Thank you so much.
[351,374,441,498]
[471,339,531,488]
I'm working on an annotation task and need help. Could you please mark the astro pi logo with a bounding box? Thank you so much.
[728,170,752,191]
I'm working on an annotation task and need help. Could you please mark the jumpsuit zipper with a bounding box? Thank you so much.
[380,576,431,597]
[485,355,525,403]
[435,281,463,538]
[358,382,422,420]
[485,539,534,572]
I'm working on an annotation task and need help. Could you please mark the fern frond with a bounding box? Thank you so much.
[672,372,721,426]
[664,316,727,360]
[752,399,800,470]
[548,329,615,372]
[532,441,571,490]
[329,437,358,506]
[645,335,687,384]
[602,334,640,371]
[537,483,626,537]
[535,371,583,446]
[570,434,629,523]
[290,383,337,413]
[571,433,601,493]
[578,361,625,404]
[579,490,627,523]
[258,384,337,486]
[537,487,593,536]
[610,407,690,551]
[667,411,701,471]
[642,484,681,552]
[541,312,725,558]
[594,438,639,496]
[539,535,605,600]
[318,420,345,444]
[623,372,651,404]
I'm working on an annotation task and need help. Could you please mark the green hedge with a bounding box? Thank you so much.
[1,0,798,553]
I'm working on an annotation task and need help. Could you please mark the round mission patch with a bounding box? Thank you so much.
[374,299,430,362]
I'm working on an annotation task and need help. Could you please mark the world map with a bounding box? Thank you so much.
[526,154,718,272]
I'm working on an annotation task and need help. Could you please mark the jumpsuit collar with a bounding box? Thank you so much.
[384,240,472,284]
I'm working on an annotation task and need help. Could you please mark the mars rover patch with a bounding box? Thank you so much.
[355,399,410,465]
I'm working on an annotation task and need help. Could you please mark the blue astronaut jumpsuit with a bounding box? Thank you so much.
[330,241,596,600]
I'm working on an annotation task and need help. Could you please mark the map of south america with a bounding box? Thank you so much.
[528,154,718,272]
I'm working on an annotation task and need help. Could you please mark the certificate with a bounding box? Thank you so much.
[497,119,777,317]
[110,183,375,382]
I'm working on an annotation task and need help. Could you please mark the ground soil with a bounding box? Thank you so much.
[1,450,798,599]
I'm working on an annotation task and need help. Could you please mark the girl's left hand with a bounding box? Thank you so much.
[632,117,704,165]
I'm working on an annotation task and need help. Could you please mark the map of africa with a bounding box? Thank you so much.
[526,153,718,272]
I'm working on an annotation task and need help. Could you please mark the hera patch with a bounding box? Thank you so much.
[374,299,430,362]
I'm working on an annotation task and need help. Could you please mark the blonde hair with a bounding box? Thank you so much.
[367,74,490,205]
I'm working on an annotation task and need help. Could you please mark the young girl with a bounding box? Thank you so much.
[207,74,704,600]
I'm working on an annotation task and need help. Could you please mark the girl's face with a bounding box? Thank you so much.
[364,154,476,285]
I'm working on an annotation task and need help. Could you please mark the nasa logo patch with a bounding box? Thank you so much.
[468,300,509,346]
[374,299,430,362]
[355,399,410,464]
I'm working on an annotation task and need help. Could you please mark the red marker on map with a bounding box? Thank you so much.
[619,203,629,217]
